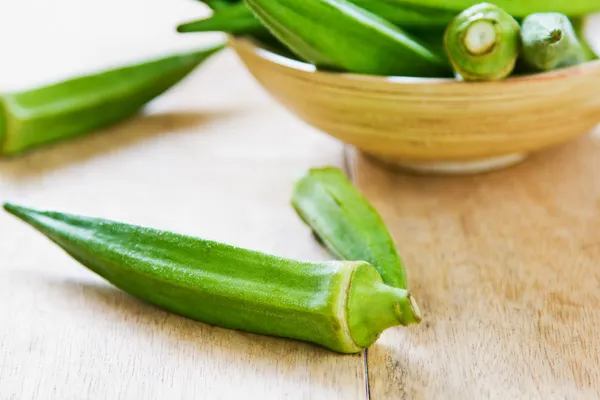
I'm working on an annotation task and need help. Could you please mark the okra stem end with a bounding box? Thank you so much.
[398,292,422,325]
[548,29,563,44]
[464,20,498,55]
[347,264,422,348]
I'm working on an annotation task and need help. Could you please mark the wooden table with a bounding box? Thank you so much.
[1,2,599,399]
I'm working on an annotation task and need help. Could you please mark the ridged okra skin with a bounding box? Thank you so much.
[243,0,452,77]
[3,203,421,354]
[0,45,223,156]
[179,0,456,36]
[444,3,521,81]
[388,0,600,18]
[292,167,408,290]
[521,13,588,72]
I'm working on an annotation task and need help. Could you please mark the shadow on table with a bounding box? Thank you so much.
[49,277,363,391]
[0,109,234,179]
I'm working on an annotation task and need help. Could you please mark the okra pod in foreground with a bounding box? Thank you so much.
[243,0,452,77]
[0,44,224,156]
[292,167,408,289]
[3,203,421,354]
[444,3,520,81]
[520,13,587,72]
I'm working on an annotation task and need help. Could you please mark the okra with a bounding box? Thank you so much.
[388,0,600,18]
[292,167,408,289]
[3,203,421,354]
[179,2,262,35]
[0,45,223,156]
[444,3,520,81]
[243,0,452,77]
[178,0,456,36]
[570,17,598,62]
[196,0,238,11]
[520,13,587,72]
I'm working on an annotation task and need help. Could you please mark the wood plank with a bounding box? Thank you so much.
[0,1,366,399]
[351,129,600,399]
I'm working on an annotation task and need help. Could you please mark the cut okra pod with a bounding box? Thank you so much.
[520,13,588,72]
[0,44,223,156]
[3,203,422,354]
[292,167,408,290]
[444,3,521,81]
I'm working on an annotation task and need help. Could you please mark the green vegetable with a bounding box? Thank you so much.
[178,0,456,36]
[292,167,408,289]
[444,3,520,81]
[571,17,599,61]
[179,2,261,35]
[3,202,422,354]
[0,45,223,156]
[388,0,600,18]
[243,0,452,77]
[520,13,588,72]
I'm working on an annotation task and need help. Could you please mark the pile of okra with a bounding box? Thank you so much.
[180,0,599,81]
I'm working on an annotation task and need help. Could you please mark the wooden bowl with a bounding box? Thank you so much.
[229,33,600,174]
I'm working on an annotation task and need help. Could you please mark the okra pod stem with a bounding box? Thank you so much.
[520,13,588,72]
[444,3,521,81]
[0,44,223,156]
[3,203,421,354]
[292,167,408,289]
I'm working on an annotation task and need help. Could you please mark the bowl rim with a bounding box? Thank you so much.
[229,35,600,86]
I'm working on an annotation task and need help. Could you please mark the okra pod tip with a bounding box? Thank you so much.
[520,13,588,72]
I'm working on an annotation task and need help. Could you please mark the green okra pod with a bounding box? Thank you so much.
[178,0,456,36]
[243,0,452,77]
[291,167,408,290]
[178,2,262,35]
[3,202,421,354]
[444,3,521,81]
[386,0,600,18]
[572,18,599,62]
[520,13,587,72]
[0,44,223,156]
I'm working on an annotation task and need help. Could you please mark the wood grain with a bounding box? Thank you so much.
[0,1,365,399]
[350,128,600,399]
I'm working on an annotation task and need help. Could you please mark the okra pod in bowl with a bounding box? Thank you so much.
[228,14,600,174]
